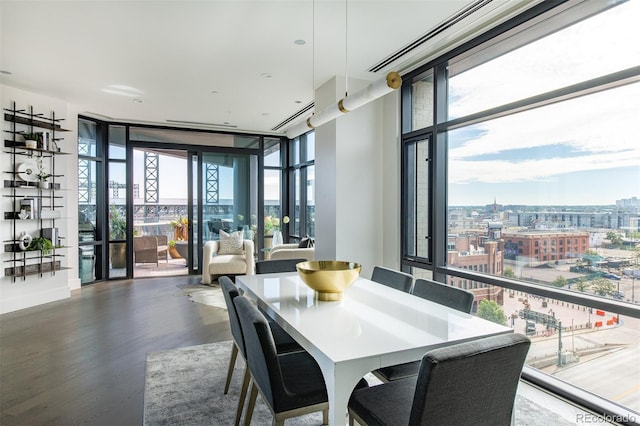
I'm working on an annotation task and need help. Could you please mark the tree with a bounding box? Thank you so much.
[606,231,623,247]
[575,277,590,293]
[503,267,515,278]
[551,276,567,288]
[591,278,615,296]
[477,299,507,325]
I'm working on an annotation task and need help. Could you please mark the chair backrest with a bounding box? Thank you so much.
[371,266,414,293]
[133,236,157,250]
[255,258,307,274]
[411,278,474,313]
[409,333,531,425]
[233,296,286,410]
[219,276,246,357]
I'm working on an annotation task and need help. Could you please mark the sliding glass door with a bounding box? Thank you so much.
[132,147,190,278]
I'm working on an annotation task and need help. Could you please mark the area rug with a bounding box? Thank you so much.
[178,283,227,311]
[143,341,324,425]
[144,341,576,426]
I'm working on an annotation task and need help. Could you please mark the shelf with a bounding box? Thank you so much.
[4,261,69,278]
[3,243,68,252]
[4,140,68,155]
[4,103,68,282]
[3,112,69,132]
[3,180,63,190]
[4,212,63,220]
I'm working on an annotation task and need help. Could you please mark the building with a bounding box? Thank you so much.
[448,238,504,309]
[502,230,590,265]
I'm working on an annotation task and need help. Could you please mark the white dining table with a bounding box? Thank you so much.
[235,272,513,425]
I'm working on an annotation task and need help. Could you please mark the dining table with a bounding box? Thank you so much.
[235,272,513,425]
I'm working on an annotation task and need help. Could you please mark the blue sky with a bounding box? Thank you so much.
[447,1,640,206]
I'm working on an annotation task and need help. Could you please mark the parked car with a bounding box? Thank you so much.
[613,291,625,300]
[603,273,621,280]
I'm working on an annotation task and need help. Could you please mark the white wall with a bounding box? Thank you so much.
[0,85,79,314]
[314,76,401,278]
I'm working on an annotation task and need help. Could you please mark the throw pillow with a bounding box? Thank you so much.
[298,235,315,248]
[218,230,244,255]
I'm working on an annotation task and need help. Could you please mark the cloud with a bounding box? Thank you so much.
[449,82,640,184]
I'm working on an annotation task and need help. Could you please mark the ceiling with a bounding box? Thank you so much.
[0,1,537,136]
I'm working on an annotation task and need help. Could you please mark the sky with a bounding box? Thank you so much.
[447,0,640,206]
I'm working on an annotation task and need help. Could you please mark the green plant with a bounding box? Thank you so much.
[168,240,176,247]
[28,236,53,255]
[109,206,126,240]
[23,132,39,141]
[35,157,51,182]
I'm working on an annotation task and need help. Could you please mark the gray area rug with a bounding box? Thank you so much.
[144,341,577,426]
[144,341,324,426]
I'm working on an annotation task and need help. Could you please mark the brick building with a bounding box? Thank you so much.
[502,230,590,264]
[447,237,504,310]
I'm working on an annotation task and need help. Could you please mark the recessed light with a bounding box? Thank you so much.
[260,73,272,78]
[211,90,219,94]
[132,98,143,103]
[294,39,306,45]
[0,70,12,75]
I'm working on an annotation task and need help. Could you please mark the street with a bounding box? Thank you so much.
[503,289,640,413]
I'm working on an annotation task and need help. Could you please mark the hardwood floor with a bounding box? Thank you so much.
[0,276,231,426]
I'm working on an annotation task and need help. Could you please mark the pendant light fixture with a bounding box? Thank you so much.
[286,0,402,139]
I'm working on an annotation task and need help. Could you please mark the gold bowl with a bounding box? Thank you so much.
[296,260,362,301]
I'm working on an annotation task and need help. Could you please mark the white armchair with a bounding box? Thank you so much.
[269,243,315,261]
[202,239,254,284]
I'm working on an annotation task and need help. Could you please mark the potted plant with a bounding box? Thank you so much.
[23,132,39,149]
[168,240,183,259]
[35,158,52,189]
[109,206,127,268]
[170,216,189,241]
[28,236,53,256]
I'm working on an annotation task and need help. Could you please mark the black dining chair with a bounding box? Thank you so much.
[349,333,531,426]
[219,276,302,425]
[233,296,329,426]
[370,266,414,293]
[255,258,307,274]
[411,278,475,313]
[373,278,475,382]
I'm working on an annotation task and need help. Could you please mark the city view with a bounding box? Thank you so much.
[446,196,639,414]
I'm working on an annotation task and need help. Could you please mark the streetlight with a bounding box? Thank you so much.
[556,321,563,367]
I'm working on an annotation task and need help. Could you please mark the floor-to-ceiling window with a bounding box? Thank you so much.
[78,119,275,282]
[108,126,128,278]
[287,131,315,240]
[78,119,102,284]
[402,0,639,419]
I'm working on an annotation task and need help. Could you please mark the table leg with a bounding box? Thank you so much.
[316,358,379,425]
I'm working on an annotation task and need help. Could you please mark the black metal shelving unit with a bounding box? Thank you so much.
[2,102,71,281]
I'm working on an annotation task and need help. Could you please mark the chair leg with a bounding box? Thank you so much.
[323,408,329,425]
[243,381,258,426]
[224,344,239,394]
[234,367,250,426]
